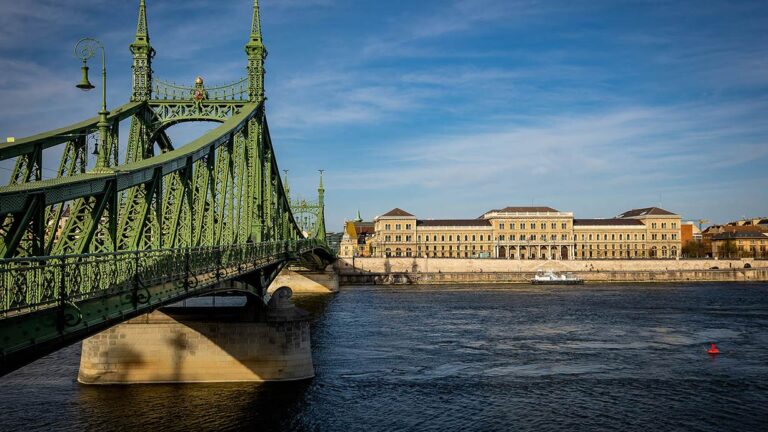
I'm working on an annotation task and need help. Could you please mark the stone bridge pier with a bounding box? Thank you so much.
[77,287,313,384]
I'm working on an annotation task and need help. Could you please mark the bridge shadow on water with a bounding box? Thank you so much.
[75,379,314,431]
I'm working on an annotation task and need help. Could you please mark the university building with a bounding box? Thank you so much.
[341,206,682,259]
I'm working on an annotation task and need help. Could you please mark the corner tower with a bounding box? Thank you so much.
[245,0,268,103]
[130,0,155,101]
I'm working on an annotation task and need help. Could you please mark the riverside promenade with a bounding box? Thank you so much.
[337,257,768,285]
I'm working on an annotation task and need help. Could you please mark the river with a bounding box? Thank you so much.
[1,283,767,431]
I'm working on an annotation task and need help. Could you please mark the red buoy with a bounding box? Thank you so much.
[707,343,720,355]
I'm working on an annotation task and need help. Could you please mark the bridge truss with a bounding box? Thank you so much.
[0,0,334,375]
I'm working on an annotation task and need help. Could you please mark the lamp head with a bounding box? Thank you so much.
[76,62,95,91]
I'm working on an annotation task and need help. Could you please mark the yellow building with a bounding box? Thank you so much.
[369,205,682,260]
[482,207,574,260]
[339,212,375,257]
[573,219,647,259]
[616,207,682,258]
[711,232,768,258]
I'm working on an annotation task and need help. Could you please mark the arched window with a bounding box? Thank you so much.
[385,248,392,257]
[395,248,402,257]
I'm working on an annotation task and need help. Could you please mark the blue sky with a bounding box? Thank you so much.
[1,0,767,231]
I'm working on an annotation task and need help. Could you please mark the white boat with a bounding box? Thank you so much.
[531,269,584,285]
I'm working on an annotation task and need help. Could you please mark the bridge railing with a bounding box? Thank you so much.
[0,239,323,318]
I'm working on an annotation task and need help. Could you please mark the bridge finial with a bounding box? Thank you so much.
[283,169,291,203]
[245,0,267,103]
[316,170,326,241]
[130,0,154,101]
[136,0,148,39]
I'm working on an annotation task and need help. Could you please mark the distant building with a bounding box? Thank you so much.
[711,232,768,259]
[325,232,343,254]
[339,211,375,257]
[681,221,702,246]
[368,205,681,259]
[702,224,766,257]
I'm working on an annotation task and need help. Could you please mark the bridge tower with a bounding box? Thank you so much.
[130,0,154,102]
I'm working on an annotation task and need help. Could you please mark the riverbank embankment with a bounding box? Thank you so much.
[337,257,768,285]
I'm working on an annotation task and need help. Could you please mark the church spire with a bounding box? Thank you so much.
[245,0,267,103]
[130,0,154,101]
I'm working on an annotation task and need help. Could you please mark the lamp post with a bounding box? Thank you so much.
[74,37,109,170]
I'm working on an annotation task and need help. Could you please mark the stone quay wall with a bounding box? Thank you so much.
[337,257,768,285]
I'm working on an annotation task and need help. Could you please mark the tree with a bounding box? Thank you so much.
[718,240,738,259]
[682,240,707,258]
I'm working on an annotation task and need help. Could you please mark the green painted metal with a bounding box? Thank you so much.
[0,0,334,375]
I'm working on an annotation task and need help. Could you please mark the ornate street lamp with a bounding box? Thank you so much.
[74,37,110,170]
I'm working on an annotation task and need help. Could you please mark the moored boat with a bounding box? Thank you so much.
[531,269,584,285]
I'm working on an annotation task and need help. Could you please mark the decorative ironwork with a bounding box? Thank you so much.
[151,77,249,102]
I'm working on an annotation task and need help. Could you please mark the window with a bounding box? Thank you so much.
[500,223,505,230]
[521,223,526,229]
[520,235,526,241]
[551,235,556,241]
[480,235,484,241]
[619,234,623,240]
[395,235,402,242]
[672,223,677,229]
[396,224,401,230]
[499,235,505,241]
[652,234,657,240]
[531,234,537,241]
[441,235,445,241]
[449,235,453,242]
[425,235,430,242]
[472,235,476,241]
[634,234,638,240]
[385,235,391,241]
[642,234,646,240]
[406,224,412,230]
[561,222,567,229]
[551,223,556,229]
[510,235,516,241]
[662,234,667,240]
[589,234,593,241]
[652,223,657,229]
[662,223,667,229]
[464,235,468,241]
[510,223,516,230]
[406,235,412,242]
[672,234,677,240]
[417,235,421,242]
[541,223,546,229]
[385,224,391,230]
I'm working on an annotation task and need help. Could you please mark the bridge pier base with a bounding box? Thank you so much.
[77,287,313,384]
[268,267,339,294]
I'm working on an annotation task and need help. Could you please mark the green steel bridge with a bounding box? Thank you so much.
[0,0,334,375]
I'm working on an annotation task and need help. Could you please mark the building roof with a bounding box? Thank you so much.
[355,222,375,235]
[417,219,492,227]
[487,206,559,213]
[703,225,766,235]
[617,207,677,218]
[712,231,768,240]
[573,218,645,227]
[380,208,414,217]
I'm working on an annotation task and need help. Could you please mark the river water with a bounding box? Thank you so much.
[1,283,767,431]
